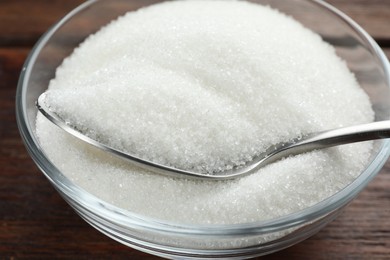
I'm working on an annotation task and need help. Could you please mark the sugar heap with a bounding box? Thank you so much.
[37,0,374,224]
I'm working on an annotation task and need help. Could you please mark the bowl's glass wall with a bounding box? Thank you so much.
[17,0,390,259]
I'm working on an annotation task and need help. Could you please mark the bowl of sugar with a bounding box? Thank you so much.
[16,0,390,259]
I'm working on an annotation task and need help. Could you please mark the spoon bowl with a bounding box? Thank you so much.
[37,92,390,180]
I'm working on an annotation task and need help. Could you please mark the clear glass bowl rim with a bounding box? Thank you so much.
[16,0,390,237]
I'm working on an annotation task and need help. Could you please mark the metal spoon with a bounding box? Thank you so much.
[36,92,390,180]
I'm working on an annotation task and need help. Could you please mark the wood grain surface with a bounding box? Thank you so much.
[0,1,389,259]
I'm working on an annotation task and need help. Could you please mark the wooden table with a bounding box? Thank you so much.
[1,1,389,259]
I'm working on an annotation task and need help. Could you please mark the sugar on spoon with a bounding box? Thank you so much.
[37,92,390,180]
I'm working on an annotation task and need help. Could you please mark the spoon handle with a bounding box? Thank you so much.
[265,120,390,164]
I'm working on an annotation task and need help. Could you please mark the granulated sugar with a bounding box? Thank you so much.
[36,0,374,224]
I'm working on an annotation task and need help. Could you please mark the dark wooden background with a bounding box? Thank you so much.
[0,0,389,259]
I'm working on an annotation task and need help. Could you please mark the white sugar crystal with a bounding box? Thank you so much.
[37,0,374,225]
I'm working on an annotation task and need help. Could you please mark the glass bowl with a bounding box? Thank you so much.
[16,0,390,259]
